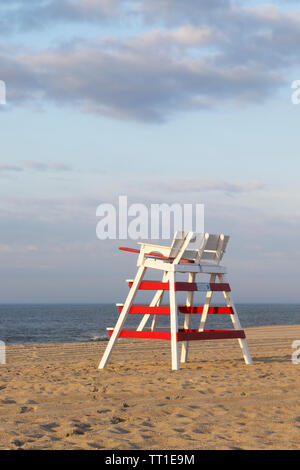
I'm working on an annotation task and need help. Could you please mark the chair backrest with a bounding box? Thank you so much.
[169,231,229,265]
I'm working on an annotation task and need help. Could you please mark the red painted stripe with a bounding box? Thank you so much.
[117,305,234,315]
[178,306,234,315]
[210,283,230,292]
[177,282,230,292]
[177,329,245,341]
[108,328,245,341]
[108,329,171,340]
[128,281,231,292]
[117,305,171,315]
[128,281,170,290]
[119,247,140,254]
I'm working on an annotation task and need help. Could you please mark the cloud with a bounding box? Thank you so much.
[0,34,287,122]
[1,2,300,121]
[139,0,232,26]
[0,163,22,172]
[22,161,72,171]
[0,0,232,31]
[154,179,266,195]
[0,0,122,32]
[0,160,72,174]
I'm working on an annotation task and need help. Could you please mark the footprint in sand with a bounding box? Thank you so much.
[20,406,37,414]
[140,421,154,428]
[111,426,130,434]
[110,416,126,425]
[26,399,38,405]
[88,442,103,449]
[12,439,24,448]
[97,408,111,414]
[40,422,60,433]
[72,422,92,435]
[294,417,300,428]
[191,425,211,434]
[28,433,44,440]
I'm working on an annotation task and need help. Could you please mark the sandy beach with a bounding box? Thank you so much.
[0,324,299,450]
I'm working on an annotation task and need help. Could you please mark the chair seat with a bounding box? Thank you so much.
[174,263,227,274]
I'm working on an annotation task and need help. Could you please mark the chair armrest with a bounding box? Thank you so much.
[137,242,170,249]
[119,247,140,254]
[137,242,172,258]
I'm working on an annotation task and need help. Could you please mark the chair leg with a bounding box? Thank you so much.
[98,265,146,369]
[150,272,168,331]
[218,274,253,365]
[198,274,216,332]
[169,271,179,371]
[137,271,168,331]
[180,272,196,363]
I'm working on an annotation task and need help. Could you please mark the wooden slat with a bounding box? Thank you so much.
[128,281,169,290]
[117,305,234,315]
[108,329,171,340]
[179,282,230,292]
[178,306,234,315]
[108,329,245,341]
[177,329,245,341]
[117,305,171,315]
[128,281,231,292]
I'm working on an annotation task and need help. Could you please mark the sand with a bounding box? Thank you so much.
[0,324,300,450]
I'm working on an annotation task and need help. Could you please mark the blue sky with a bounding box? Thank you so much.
[0,0,300,303]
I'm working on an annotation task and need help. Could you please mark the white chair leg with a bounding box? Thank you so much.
[180,272,195,363]
[137,271,169,331]
[198,274,216,332]
[98,265,146,369]
[150,273,168,331]
[169,271,179,371]
[218,274,253,365]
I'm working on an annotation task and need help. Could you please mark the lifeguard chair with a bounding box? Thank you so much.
[98,232,252,370]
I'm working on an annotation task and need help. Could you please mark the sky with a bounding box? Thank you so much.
[0,0,300,303]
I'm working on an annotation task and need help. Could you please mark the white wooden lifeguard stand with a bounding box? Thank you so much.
[98,232,252,371]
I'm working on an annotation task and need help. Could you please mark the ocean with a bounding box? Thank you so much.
[0,303,299,345]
